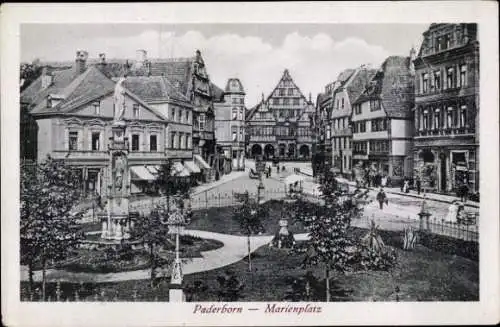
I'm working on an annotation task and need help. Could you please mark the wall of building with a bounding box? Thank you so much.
[36,118,53,162]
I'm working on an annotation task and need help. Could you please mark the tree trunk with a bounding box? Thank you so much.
[325,267,330,302]
[150,244,155,284]
[28,260,34,295]
[42,257,47,301]
[247,233,252,272]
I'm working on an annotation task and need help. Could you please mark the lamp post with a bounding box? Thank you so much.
[257,174,265,204]
[166,203,187,302]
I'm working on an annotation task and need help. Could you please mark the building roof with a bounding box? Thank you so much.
[27,66,117,114]
[224,78,245,94]
[210,82,225,102]
[122,76,189,103]
[353,56,414,119]
[345,68,378,105]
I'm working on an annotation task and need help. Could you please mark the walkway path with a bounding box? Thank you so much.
[19,229,295,284]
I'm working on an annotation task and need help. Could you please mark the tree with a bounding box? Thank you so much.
[155,160,191,212]
[20,156,83,300]
[20,60,43,92]
[233,191,267,271]
[293,170,368,301]
[130,206,173,286]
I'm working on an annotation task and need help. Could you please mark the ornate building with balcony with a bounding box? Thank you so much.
[413,23,479,194]
[21,51,170,196]
[245,69,315,161]
[213,78,246,173]
[351,54,415,185]
[330,66,377,179]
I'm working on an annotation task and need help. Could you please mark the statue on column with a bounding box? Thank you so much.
[114,155,125,191]
[113,77,126,122]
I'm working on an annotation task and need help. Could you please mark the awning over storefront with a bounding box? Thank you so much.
[184,161,201,173]
[130,166,156,181]
[194,154,211,170]
[170,161,186,176]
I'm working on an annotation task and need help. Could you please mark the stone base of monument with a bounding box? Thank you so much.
[269,219,296,249]
[93,213,136,244]
[169,284,186,302]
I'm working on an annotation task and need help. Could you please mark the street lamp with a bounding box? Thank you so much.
[257,174,265,204]
[165,204,187,302]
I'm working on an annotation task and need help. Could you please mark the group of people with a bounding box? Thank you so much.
[364,173,391,188]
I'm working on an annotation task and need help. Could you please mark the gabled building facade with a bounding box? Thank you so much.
[330,66,377,179]
[413,23,479,194]
[351,55,415,185]
[22,51,170,196]
[213,78,246,173]
[246,69,315,161]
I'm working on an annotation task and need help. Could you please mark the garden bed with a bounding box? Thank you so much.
[21,226,478,302]
[189,200,306,236]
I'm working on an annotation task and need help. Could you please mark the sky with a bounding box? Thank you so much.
[21,24,428,107]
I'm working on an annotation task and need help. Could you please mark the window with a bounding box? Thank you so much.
[239,129,243,141]
[240,98,244,104]
[293,98,299,105]
[434,71,441,90]
[447,67,454,89]
[422,73,429,93]
[279,89,285,96]
[238,108,244,120]
[187,133,192,148]
[149,134,157,151]
[179,109,183,123]
[199,113,206,131]
[170,132,175,148]
[171,108,175,121]
[354,104,362,115]
[273,98,279,105]
[326,125,331,139]
[447,108,453,128]
[232,98,238,104]
[460,105,467,128]
[288,89,294,96]
[93,102,100,115]
[179,133,185,149]
[283,98,289,105]
[232,126,237,141]
[370,100,380,111]
[341,98,345,109]
[186,111,191,123]
[434,109,441,129]
[133,104,140,118]
[336,99,340,109]
[69,131,78,151]
[131,134,140,151]
[360,121,366,133]
[91,132,100,151]
[460,64,467,87]
[232,108,238,120]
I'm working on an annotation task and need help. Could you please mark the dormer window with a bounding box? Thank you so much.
[93,101,101,115]
[133,104,140,118]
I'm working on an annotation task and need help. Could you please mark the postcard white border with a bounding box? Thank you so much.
[1,2,499,326]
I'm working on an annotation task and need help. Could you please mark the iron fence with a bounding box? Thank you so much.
[353,212,478,242]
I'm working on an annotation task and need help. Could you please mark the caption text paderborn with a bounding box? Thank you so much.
[193,304,322,315]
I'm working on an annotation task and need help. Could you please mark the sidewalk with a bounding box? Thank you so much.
[335,177,480,209]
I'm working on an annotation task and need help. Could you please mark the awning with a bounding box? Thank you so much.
[179,168,191,177]
[170,162,185,176]
[194,154,211,170]
[184,161,201,173]
[146,165,160,175]
[130,166,156,181]
[284,174,305,185]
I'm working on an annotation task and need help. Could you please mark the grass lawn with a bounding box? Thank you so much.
[188,200,306,236]
[21,227,478,302]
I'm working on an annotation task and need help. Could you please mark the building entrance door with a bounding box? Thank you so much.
[440,158,447,192]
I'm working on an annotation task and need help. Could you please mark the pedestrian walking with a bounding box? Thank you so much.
[376,188,387,210]
[416,177,421,195]
[400,177,405,192]
[403,179,410,193]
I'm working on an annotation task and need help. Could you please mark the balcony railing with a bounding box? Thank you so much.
[416,127,474,137]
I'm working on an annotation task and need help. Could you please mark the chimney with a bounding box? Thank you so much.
[74,50,88,75]
[97,53,107,71]
[135,49,147,68]
[41,66,53,89]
